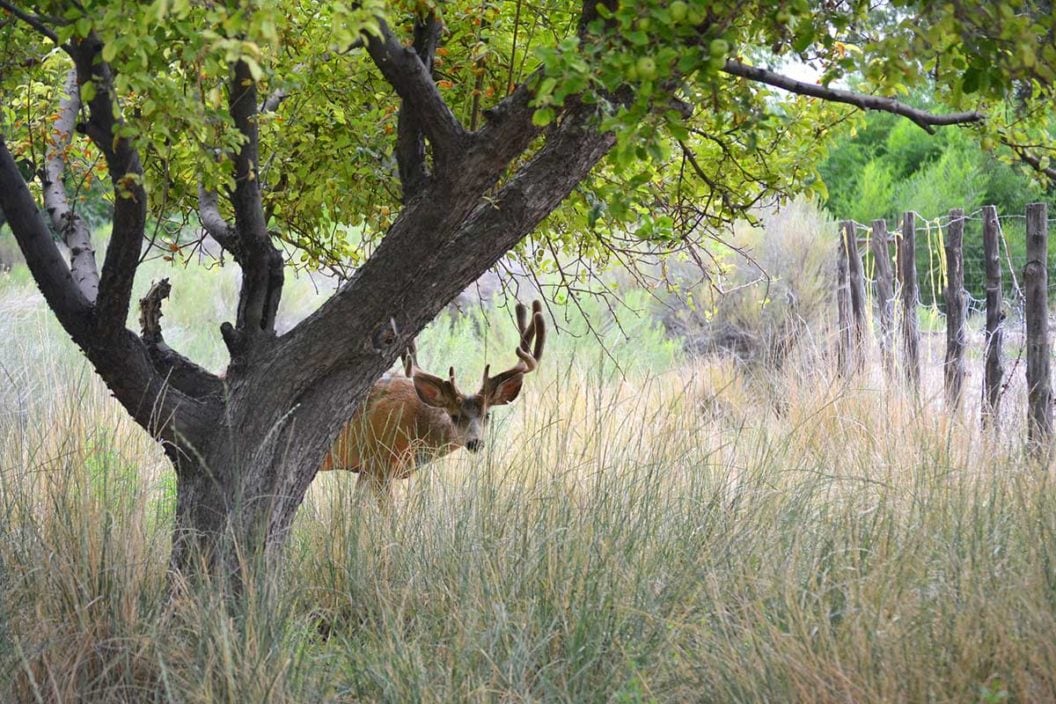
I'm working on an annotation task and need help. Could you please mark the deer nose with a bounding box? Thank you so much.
[466,439,482,453]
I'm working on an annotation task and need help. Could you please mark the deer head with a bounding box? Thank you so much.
[404,301,546,452]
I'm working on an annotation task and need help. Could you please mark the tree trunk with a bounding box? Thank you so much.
[159,111,617,581]
[167,391,359,581]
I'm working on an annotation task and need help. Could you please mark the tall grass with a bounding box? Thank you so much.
[2,263,1055,702]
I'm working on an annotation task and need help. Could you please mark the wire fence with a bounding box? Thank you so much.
[841,209,1056,332]
[835,203,1056,450]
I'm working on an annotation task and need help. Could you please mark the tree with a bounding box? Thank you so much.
[0,0,1052,581]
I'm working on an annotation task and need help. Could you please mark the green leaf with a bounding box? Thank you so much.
[80,81,96,103]
[531,107,555,127]
[792,26,814,53]
[102,41,118,63]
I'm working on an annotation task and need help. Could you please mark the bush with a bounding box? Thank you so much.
[661,196,837,368]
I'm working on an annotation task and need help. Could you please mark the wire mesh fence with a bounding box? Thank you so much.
[836,204,1056,450]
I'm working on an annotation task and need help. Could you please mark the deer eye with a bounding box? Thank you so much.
[449,413,463,424]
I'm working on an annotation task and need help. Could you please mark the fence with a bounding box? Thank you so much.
[836,203,1054,456]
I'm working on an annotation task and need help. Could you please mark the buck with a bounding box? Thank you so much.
[320,301,546,505]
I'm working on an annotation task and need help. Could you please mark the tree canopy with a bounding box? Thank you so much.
[5,1,1051,277]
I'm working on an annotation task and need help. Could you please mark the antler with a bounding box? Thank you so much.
[481,300,546,398]
[401,338,417,377]
[402,335,466,402]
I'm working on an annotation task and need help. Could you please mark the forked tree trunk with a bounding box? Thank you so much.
[159,109,617,581]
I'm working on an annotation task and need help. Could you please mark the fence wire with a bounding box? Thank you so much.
[842,208,1056,336]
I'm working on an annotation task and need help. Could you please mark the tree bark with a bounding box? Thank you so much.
[42,69,99,301]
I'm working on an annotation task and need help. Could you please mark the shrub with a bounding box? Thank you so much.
[662,196,837,368]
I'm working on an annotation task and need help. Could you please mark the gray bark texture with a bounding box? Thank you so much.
[982,205,1004,425]
[870,219,895,377]
[898,212,920,392]
[1024,203,1051,455]
[943,208,966,409]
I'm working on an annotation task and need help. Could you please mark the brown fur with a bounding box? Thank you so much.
[319,376,496,505]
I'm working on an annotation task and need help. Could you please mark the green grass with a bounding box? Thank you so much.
[1,261,1055,702]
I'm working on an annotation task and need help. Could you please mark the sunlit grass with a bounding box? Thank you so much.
[2,265,1055,702]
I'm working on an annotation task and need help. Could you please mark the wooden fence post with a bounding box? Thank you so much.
[836,230,852,376]
[897,212,920,391]
[944,208,966,408]
[982,205,1004,425]
[1025,202,1051,455]
[843,221,867,369]
[871,219,895,377]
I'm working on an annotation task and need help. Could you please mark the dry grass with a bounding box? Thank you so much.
[2,266,1055,703]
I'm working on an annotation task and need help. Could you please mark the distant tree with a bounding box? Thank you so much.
[0,0,1051,583]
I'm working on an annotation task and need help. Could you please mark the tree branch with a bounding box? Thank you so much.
[42,68,99,300]
[226,59,284,344]
[259,102,612,403]
[1011,145,1056,181]
[139,278,226,398]
[438,104,616,296]
[365,18,467,165]
[721,59,985,134]
[197,182,241,258]
[395,13,441,201]
[0,136,92,333]
[0,1,61,44]
[139,278,172,346]
[69,36,146,335]
[2,137,219,445]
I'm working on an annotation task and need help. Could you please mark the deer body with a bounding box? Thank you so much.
[320,376,471,479]
[320,301,545,506]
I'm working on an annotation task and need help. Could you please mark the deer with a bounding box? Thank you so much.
[319,301,546,506]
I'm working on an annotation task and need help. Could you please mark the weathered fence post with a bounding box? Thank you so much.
[897,212,920,391]
[871,219,895,377]
[944,208,966,408]
[843,221,867,369]
[1024,202,1051,455]
[836,230,853,376]
[982,205,1004,425]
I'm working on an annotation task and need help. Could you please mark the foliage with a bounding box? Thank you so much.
[4,1,1053,276]
[818,106,1056,302]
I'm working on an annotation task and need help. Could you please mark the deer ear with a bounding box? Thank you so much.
[488,374,523,406]
[413,376,451,408]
